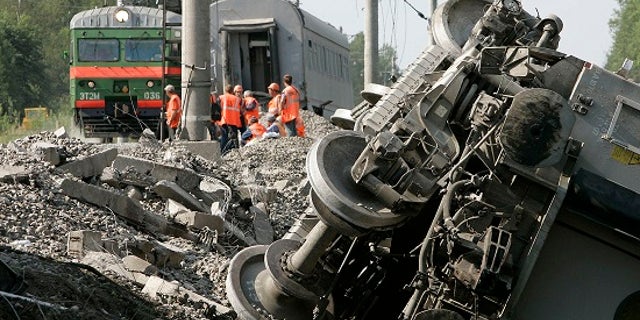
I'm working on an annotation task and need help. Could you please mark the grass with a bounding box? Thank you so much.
[0,105,75,144]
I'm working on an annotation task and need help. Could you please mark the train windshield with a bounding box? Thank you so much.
[125,39,163,62]
[78,39,119,62]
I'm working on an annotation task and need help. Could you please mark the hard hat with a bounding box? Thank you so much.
[267,83,280,91]
[164,84,175,92]
[244,90,253,97]
[233,85,243,92]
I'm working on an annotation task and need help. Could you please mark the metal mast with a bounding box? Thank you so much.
[180,0,211,140]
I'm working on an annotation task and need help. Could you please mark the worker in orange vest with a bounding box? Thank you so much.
[243,90,260,126]
[218,84,243,153]
[267,82,281,116]
[241,116,267,146]
[233,84,246,131]
[278,74,300,136]
[164,84,181,141]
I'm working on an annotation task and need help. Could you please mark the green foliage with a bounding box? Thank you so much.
[349,32,400,104]
[0,0,104,133]
[0,12,47,122]
[606,0,640,80]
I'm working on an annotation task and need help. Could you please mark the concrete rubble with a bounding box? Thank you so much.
[0,110,339,319]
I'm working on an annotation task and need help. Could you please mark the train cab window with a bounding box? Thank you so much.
[125,39,163,62]
[78,39,119,62]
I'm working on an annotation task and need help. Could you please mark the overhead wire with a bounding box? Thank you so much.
[402,0,430,22]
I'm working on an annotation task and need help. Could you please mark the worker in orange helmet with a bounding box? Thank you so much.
[242,90,260,127]
[267,82,281,116]
[278,74,300,136]
[164,84,181,141]
[241,116,266,146]
[218,84,243,153]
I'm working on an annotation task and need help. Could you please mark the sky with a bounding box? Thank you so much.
[299,0,618,70]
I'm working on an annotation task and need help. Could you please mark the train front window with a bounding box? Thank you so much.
[125,39,163,62]
[78,39,119,62]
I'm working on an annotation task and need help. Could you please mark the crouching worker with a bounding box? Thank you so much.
[263,113,285,139]
[241,116,266,146]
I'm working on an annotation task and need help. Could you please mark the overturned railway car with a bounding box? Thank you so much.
[69,6,181,140]
[210,0,353,117]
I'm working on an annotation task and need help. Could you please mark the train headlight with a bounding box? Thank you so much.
[114,9,129,23]
[87,81,96,89]
[122,85,129,94]
[146,80,154,88]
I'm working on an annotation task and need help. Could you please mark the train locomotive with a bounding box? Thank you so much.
[225,0,640,319]
[69,5,181,140]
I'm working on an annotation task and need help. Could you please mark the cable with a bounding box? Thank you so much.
[402,0,430,22]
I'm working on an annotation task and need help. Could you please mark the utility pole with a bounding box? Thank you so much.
[180,0,211,140]
[364,0,379,85]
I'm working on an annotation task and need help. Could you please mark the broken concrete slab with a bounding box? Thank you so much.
[0,165,31,183]
[237,185,277,203]
[273,180,290,193]
[166,199,189,218]
[142,276,180,298]
[99,167,121,188]
[152,241,186,268]
[122,255,158,275]
[111,155,200,191]
[124,238,185,269]
[67,230,102,255]
[60,179,196,241]
[193,177,231,209]
[54,126,68,139]
[125,186,143,201]
[142,276,233,315]
[58,148,118,178]
[107,263,150,286]
[176,140,221,163]
[251,204,274,245]
[174,211,224,233]
[153,180,209,212]
[31,142,62,165]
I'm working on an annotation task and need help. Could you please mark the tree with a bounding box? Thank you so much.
[0,13,47,121]
[349,32,400,103]
[0,0,106,121]
[606,0,640,80]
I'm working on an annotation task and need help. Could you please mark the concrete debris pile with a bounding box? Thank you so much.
[0,110,340,319]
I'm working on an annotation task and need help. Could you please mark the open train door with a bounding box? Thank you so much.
[220,18,280,95]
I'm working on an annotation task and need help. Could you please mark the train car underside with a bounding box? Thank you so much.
[75,97,161,139]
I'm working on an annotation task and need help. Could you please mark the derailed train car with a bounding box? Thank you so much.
[225,0,640,319]
[209,0,353,117]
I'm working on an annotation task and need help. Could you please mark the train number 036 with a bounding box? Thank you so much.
[143,92,161,100]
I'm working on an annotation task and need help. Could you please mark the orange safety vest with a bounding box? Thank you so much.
[267,95,280,116]
[280,85,300,123]
[243,96,260,125]
[218,93,242,127]
[248,122,267,140]
[296,116,305,138]
[165,93,181,129]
